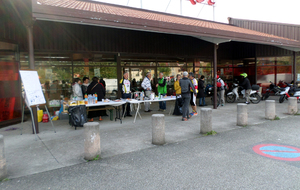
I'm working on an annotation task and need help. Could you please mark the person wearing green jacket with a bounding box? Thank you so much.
[156,72,167,111]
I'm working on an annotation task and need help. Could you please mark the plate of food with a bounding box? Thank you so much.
[114,99,121,102]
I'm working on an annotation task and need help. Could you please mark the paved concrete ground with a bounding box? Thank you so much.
[1,98,300,189]
[0,96,298,180]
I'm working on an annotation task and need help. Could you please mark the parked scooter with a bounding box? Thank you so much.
[226,83,261,104]
[262,81,285,100]
[279,82,300,103]
[205,84,220,107]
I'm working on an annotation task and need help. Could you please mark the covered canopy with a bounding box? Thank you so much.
[30,0,300,51]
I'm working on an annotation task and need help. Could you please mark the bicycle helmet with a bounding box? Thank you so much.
[240,73,247,78]
[217,75,219,79]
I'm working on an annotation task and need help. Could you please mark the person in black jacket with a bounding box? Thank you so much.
[198,75,207,106]
[240,73,251,104]
[87,77,106,121]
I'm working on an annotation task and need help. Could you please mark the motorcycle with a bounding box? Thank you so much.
[205,84,220,107]
[262,81,285,100]
[226,83,261,104]
[279,83,300,103]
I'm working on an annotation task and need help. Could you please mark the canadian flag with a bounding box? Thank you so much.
[190,0,215,6]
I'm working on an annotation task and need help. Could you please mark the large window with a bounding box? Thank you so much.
[158,62,186,95]
[195,60,213,85]
[33,53,118,105]
[257,56,292,85]
[296,56,300,83]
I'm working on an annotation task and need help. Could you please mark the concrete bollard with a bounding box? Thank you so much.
[0,135,7,180]
[152,114,165,145]
[265,100,276,120]
[84,122,101,161]
[237,103,248,126]
[288,97,298,115]
[200,108,212,134]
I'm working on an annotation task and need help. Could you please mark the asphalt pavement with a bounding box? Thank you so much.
[0,97,300,189]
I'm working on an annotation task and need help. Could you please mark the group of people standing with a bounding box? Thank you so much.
[138,71,202,121]
[72,77,106,121]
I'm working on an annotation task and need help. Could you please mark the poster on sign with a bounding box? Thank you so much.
[19,70,46,107]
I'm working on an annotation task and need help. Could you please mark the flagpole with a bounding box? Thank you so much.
[140,0,142,8]
[165,0,172,12]
[213,4,215,21]
[180,0,182,15]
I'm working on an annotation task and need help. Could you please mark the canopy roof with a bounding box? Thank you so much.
[31,0,300,51]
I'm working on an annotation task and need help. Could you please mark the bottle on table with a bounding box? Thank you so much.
[92,94,95,104]
[84,94,88,104]
[158,92,161,100]
[95,93,98,103]
[140,91,144,100]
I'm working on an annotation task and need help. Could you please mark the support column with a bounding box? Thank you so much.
[152,114,165,145]
[84,122,101,160]
[200,108,212,134]
[27,25,39,134]
[27,25,35,70]
[0,135,7,180]
[293,52,296,83]
[237,103,248,126]
[213,44,218,109]
[265,100,276,120]
[288,97,298,115]
[117,53,122,99]
[254,50,257,84]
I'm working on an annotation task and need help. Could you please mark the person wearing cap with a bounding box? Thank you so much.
[188,72,198,116]
[217,75,226,106]
[240,73,251,104]
[141,72,152,112]
[120,72,132,117]
[180,71,196,121]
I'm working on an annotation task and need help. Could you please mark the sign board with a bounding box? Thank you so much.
[94,68,100,77]
[253,144,300,161]
[19,70,46,107]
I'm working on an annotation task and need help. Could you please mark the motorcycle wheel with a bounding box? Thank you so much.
[250,93,261,104]
[262,92,270,100]
[279,95,285,103]
[226,94,235,103]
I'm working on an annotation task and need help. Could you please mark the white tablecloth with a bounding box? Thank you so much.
[124,96,176,123]
[86,101,126,107]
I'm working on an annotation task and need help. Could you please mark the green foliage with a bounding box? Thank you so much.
[274,116,280,120]
[243,125,247,127]
[203,130,217,136]
[92,155,100,161]
[1,178,10,182]
[158,67,171,77]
